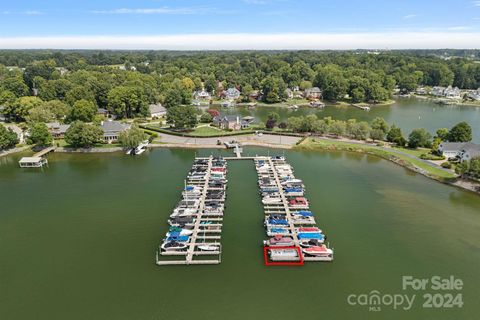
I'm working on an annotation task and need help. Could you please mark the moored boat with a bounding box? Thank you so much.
[161,241,188,251]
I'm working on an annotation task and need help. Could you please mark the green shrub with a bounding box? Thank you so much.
[420,153,445,160]
[441,162,452,169]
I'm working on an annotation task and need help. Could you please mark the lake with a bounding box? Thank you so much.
[0,147,479,320]
[211,97,480,142]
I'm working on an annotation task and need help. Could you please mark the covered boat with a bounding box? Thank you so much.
[297,233,325,241]
[264,235,294,247]
[161,241,188,251]
[269,248,301,261]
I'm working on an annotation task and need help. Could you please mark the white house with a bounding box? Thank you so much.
[460,143,480,162]
[438,142,466,160]
[223,88,241,100]
[430,86,445,97]
[149,103,166,119]
[193,90,211,100]
[467,88,480,101]
[438,142,480,161]
[444,86,461,99]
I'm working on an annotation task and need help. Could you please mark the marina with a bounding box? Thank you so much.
[156,156,227,265]
[156,151,333,266]
[255,156,333,264]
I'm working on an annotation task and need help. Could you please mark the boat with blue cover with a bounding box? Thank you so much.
[297,233,324,241]
[165,235,190,242]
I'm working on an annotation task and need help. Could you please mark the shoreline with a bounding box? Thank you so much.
[3,133,478,195]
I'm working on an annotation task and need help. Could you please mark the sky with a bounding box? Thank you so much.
[1,0,480,49]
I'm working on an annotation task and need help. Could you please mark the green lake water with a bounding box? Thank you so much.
[1,147,479,320]
[212,97,480,142]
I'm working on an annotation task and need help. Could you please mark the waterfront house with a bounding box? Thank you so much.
[46,122,71,139]
[467,88,480,101]
[430,86,445,97]
[193,89,211,101]
[212,115,244,130]
[304,87,322,100]
[223,88,241,100]
[149,103,166,119]
[438,142,466,159]
[438,142,480,161]
[444,86,461,99]
[460,143,480,161]
[101,121,131,143]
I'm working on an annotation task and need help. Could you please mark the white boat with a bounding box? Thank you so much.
[301,245,334,261]
[262,196,282,205]
[269,248,301,261]
[161,241,188,251]
[197,244,220,251]
[126,140,149,155]
[170,207,198,218]
[281,179,302,185]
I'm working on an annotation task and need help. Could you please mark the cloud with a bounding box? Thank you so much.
[402,14,417,20]
[1,10,43,15]
[447,26,471,31]
[1,32,480,50]
[92,7,212,15]
[473,1,480,6]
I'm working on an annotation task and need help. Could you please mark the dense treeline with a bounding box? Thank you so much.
[1,50,480,123]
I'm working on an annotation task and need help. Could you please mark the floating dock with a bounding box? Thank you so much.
[156,156,226,265]
[256,156,334,264]
[156,152,333,266]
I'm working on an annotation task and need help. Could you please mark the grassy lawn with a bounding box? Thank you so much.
[297,138,455,179]
[54,139,121,149]
[189,126,224,136]
[392,146,427,157]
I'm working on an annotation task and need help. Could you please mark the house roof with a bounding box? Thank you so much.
[305,87,321,93]
[440,142,467,151]
[149,103,166,114]
[462,142,480,153]
[213,115,239,123]
[46,122,70,134]
[101,121,131,134]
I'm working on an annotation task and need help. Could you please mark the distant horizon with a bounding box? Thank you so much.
[1,32,480,50]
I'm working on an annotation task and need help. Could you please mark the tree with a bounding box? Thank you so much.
[313,64,347,101]
[370,129,385,142]
[261,76,287,103]
[408,128,432,149]
[118,125,147,149]
[328,120,346,137]
[266,112,280,129]
[287,116,303,132]
[386,124,406,146]
[447,122,472,142]
[70,99,97,122]
[350,87,365,103]
[42,100,70,120]
[371,117,389,135]
[65,121,103,148]
[166,105,197,129]
[27,105,54,123]
[107,86,149,118]
[350,121,371,140]
[4,96,43,122]
[0,124,19,150]
[435,128,449,141]
[200,113,213,123]
[27,122,52,146]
